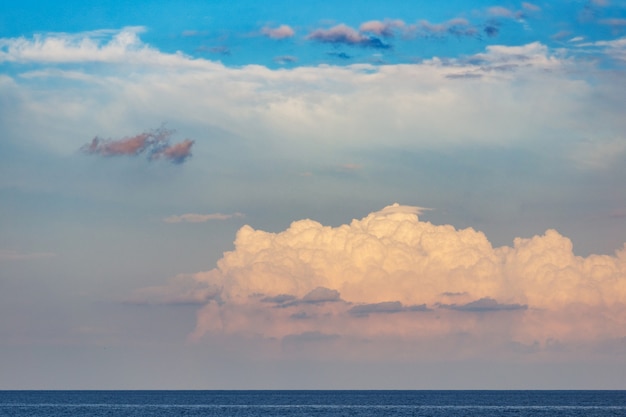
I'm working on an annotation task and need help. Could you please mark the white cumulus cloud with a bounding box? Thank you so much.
[137,204,626,355]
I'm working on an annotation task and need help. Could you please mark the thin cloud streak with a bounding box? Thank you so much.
[163,212,245,223]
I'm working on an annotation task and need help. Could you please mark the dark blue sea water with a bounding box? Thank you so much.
[0,390,625,416]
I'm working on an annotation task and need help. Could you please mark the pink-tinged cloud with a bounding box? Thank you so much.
[488,6,518,18]
[307,24,390,49]
[163,212,245,223]
[359,20,405,37]
[151,139,195,164]
[600,18,626,27]
[82,132,152,157]
[261,25,295,39]
[80,126,195,164]
[138,204,626,355]
[522,2,541,12]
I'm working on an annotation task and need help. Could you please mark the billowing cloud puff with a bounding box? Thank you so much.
[80,126,194,164]
[261,25,295,40]
[141,204,626,353]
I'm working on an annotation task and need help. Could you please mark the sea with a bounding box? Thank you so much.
[0,390,625,416]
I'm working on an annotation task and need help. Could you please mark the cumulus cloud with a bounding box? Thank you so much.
[307,24,390,49]
[163,212,245,223]
[80,126,194,164]
[140,204,626,354]
[261,25,295,39]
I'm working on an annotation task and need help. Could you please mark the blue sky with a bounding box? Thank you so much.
[2,0,626,389]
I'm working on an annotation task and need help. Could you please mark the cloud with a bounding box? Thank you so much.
[126,274,221,305]
[80,126,194,164]
[600,18,626,30]
[307,24,390,49]
[416,18,479,38]
[163,212,245,223]
[359,20,405,37]
[4,29,625,178]
[327,51,351,60]
[487,6,520,19]
[522,2,541,12]
[439,297,527,312]
[0,27,152,64]
[261,25,295,40]
[274,55,297,64]
[139,204,626,353]
[348,301,429,317]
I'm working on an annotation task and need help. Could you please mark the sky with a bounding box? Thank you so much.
[1,0,626,389]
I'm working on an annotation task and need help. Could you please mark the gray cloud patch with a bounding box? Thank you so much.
[440,297,528,312]
[301,287,341,304]
[260,294,297,304]
[262,287,341,308]
[349,301,430,317]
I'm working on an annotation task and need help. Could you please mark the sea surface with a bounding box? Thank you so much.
[0,390,625,416]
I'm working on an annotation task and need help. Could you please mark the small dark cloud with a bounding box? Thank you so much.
[261,294,297,304]
[262,287,342,308]
[439,297,527,312]
[349,301,429,317]
[301,287,341,304]
[483,22,500,37]
[327,51,352,60]
[80,126,195,164]
[441,291,468,297]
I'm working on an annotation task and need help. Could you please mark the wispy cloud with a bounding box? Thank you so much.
[163,212,244,223]
[80,126,194,164]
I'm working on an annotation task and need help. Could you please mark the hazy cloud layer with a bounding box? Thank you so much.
[3,28,625,170]
[137,204,626,356]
